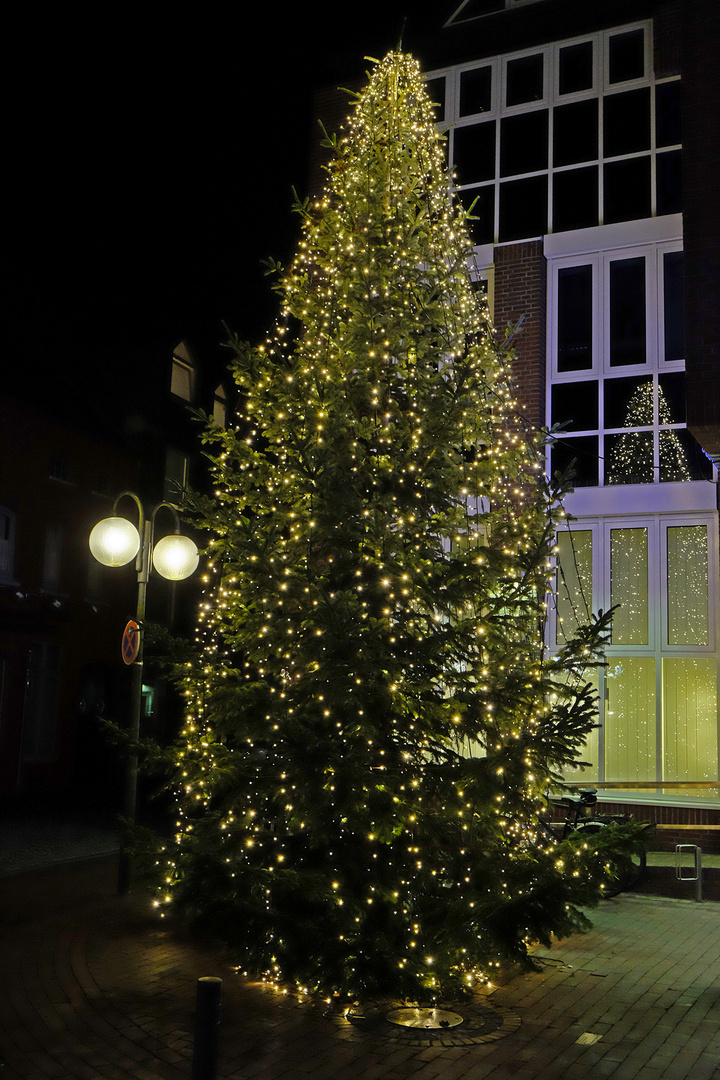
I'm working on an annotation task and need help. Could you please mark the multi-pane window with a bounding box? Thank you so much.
[547,243,710,487]
[554,517,719,796]
[427,23,681,244]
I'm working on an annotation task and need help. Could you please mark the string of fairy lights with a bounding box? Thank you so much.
[151,51,627,1002]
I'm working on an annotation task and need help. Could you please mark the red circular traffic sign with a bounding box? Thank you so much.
[122,620,140,665]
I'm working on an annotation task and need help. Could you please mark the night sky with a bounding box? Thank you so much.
[7,3,447,400]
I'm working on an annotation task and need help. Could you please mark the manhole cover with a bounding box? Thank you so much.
[387,1007,464,1029]
[338,998,521,1046]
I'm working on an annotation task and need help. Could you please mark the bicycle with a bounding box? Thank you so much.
[539,787,650,897]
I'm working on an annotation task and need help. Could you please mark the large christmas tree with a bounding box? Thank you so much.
[152,52,625,1002]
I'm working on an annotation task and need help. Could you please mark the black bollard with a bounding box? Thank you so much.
[192,977,222,1080]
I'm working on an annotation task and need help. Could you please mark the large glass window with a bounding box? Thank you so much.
[432,22,680,243]
[549,244,711,487]
[553,516,719,799]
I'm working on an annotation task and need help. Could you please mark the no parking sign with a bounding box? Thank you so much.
[122,620,140,665]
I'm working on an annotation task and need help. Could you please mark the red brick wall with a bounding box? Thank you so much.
[492,241,547,429]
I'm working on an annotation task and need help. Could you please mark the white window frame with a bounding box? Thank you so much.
[545,228,697,493]
[552,36,599,100]
[429,22,682,245]
[551,512,720,802]
[549,237,685,382]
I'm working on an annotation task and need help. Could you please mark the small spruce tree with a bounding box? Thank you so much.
[154,52,627,1002]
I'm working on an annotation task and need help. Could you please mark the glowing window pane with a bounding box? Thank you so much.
[662,658,717,783]
[606,431,654,485]
[559,668,600,784]
[660,429,712,483]
[610,528,648,644]
[667,526,708,645]
[659,430,692,483]
[605,657,655,783]
[556,530,593,645]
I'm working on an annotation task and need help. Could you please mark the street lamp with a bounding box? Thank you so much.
[89,490,199,894]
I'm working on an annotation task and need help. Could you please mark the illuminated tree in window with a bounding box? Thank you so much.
[608,380,690,484]
[152,52,630,1003]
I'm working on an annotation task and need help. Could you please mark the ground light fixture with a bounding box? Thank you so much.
[89,491,199,893]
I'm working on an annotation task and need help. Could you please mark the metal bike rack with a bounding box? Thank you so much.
[675,844,703,902]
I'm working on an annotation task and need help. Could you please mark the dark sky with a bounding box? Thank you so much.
[7,3,448,390]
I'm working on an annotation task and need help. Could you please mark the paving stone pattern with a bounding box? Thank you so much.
[0,859,718,1079]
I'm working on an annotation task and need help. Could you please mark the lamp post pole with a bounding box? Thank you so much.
[89,491,199,896]
[118,513,151,896]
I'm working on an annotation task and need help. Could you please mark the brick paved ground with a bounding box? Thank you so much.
[0,858,718,1080]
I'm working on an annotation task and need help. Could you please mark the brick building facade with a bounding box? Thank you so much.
[313,0,720,836]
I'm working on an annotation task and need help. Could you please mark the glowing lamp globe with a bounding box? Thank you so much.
[152,534,199,581]
[89,517,141,567]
